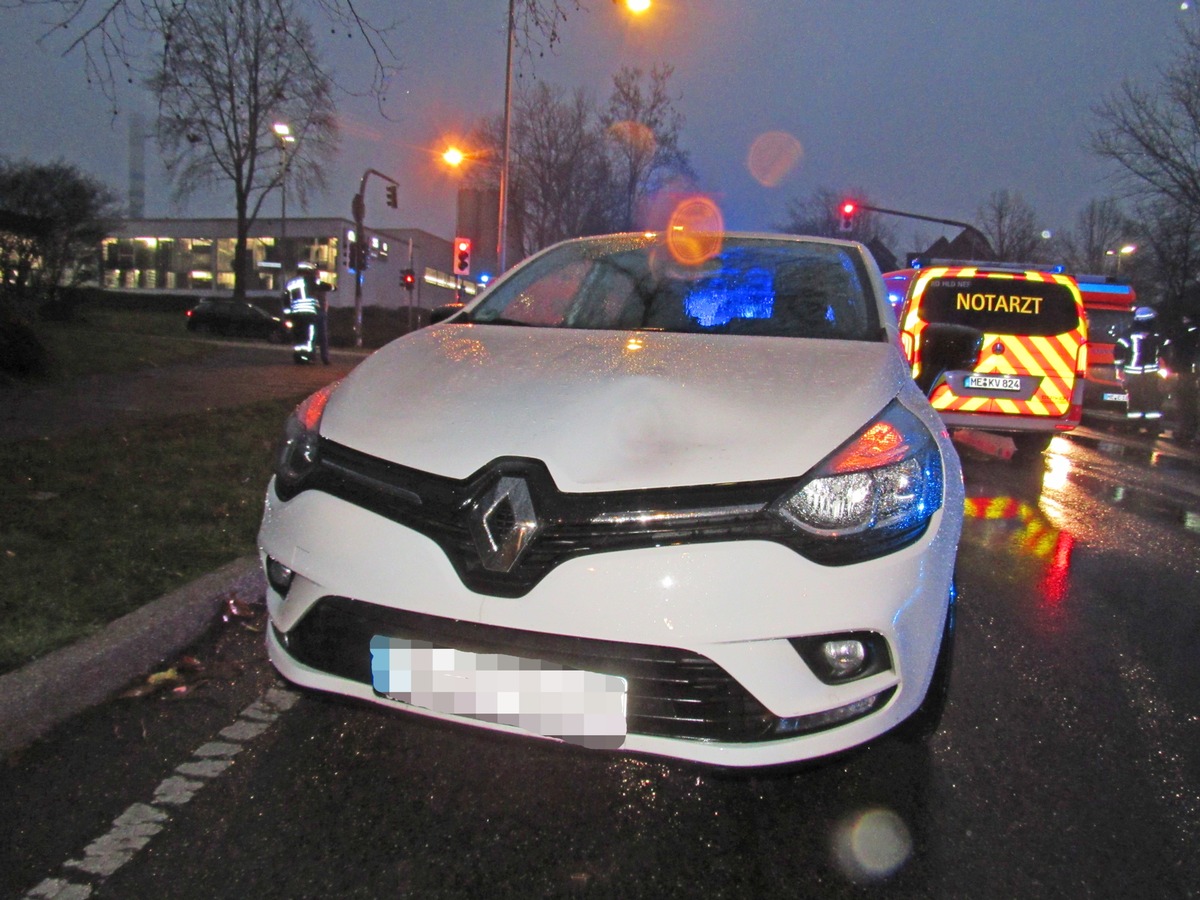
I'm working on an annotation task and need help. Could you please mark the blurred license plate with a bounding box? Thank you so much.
[965,374,1021,391]
[1103,392,1128,402]
[369,636,627,749]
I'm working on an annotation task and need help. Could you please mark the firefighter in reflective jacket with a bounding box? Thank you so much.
[286,268,330,364]
[1114,307,1165,425]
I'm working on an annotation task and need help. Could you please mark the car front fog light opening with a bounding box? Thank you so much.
[791,632,892,684]
[266,557,295,596]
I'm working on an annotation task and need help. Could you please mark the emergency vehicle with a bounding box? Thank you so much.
[1073,277,1138,423]
[886,261,1088,458]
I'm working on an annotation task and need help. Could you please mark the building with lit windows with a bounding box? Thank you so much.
[101,217,476,310]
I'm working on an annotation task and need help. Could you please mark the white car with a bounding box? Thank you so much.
[258,232,963,768]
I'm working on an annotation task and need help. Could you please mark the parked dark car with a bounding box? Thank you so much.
[185,298,292,342]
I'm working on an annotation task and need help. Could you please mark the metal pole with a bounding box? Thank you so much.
[854,202,994,258]
[498,0,515,274]
[352,188,365,348]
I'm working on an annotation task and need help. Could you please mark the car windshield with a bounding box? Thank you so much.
[463,234,882,341]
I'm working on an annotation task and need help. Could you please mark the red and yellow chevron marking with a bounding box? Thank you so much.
[902,268,1086,422]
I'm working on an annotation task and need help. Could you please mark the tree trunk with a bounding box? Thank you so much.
[233,191,250,302]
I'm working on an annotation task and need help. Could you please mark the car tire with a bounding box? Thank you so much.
[1013,432,1053,458]
[895,581,956,743]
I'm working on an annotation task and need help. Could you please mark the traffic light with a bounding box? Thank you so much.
[402,268,416,291]
[839,201,856,233]
[385,184,398,209]
[453,237,471,276]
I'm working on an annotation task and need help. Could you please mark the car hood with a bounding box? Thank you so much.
[319,324,913,492]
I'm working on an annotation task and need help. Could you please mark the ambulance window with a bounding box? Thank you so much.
[917,278,1079,336]
[1086,309,1132,343]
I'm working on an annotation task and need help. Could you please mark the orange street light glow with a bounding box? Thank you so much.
[443,147,465,167]
[624,0,651,12]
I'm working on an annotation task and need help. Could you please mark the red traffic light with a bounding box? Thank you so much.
[453,237,471,276]
[839,201,856,233]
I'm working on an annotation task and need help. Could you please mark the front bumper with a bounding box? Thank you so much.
[259,484,961,768]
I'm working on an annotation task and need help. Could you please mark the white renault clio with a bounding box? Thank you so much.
[258,232,963,768]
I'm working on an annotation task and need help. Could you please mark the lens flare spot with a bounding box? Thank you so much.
[666,196,724,265]
[607,120,657,156]
[832,807,913,883]
[747,131,804,187]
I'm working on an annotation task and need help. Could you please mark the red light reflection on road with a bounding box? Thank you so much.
[963,493,1077,631]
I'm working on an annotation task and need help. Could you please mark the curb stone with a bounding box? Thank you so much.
[0,556,263,756]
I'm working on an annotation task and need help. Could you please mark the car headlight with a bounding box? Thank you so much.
[771,399,945,546]
[274,382,338,499]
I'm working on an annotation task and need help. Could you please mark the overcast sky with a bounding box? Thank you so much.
[0,1,1193,252]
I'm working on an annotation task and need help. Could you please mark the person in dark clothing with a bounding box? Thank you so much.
[1171,316,1199,443]
[1114,307,1166,430]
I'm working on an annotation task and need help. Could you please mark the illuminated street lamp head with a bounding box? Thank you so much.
[273,122,295,142]
[621,0,651,12]
[443,147,465,167]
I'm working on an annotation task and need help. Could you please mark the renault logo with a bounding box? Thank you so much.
[468,475,541,573]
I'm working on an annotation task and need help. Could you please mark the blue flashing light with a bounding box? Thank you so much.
[1076,282,1133,295]
[479,273,491,284]
[684,269,774,328]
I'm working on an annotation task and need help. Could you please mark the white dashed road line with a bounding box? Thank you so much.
[23,686,299,900]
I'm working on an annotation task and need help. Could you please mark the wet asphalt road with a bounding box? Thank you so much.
[3,411,1200,896]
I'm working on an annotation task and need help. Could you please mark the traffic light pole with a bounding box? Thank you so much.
[351,168,401,348]
[852,202,994,258]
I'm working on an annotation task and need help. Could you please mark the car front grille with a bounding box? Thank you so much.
[279,440,929,597]
[278,596,793,743]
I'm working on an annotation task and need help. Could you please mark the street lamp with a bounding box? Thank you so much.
[1106,244,1137,274]
[497,0,649,273]
[273,122,296,274]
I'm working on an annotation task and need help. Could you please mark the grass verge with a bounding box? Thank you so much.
[0,395,300,675]
[32,313,216,382]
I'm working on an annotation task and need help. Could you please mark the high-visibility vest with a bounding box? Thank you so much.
[286,276,320,315]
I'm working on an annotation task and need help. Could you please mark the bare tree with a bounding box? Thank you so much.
[1134,197,1200,319]
[148,0,337,301]
[1057,198,1135,274]
[0,158,118,304]
[512,84,616,251]
[1093,23,1200,216]
[8,0,585,115]
[600,64,695,231]
[464,64,696,256]
[775,187,894,245]
[975,189,1045,262]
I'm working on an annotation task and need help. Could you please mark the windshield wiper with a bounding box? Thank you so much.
[465,315,539,327]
